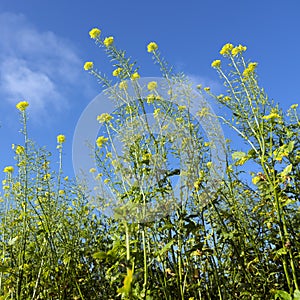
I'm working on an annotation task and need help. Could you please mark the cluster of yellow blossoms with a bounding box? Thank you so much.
[242,62,258,77]
[119,81,128,90]
[97,113,113,123]
[131,72,140,80]
[112,67,122,77]
[96,136,108,148]
[103,36,114,47]
[57,134,66,144]
[16,101,29,111]
[262,112,281,120]
[147,81,157,91]
[84,62,93,71]
[211,60,221,68]
[219,43,247,56]
[147,42,158,53]
[89,28,101,39]
[3,166,14,173]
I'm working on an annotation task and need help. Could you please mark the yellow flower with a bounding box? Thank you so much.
[211,60,221,68]
[290,104,298,109]
[178,105,186,111]
[262,113,281,120]
[16,145,25,155]
[89,28,101,39]
[231,44,247,56]
[204,87,210,92]
[194,179,202,191]
[3,166,14,173]
[147,81,157,91]
[147,94,155,103]
[96,136,109,148]
[220,43,234,56]
[84,62,93,71]
[58,190,65,195]
[96,173,103,180]
[89,168,96,173]
[119,81,128,90]
[103,36,114,47]
[104,178,110,184]
[147,42,158,52]
[57,134,66,144]
[111,159,118,167]
[242,62,258,77]
[64,176,69,181]
[142,153,152,161]
[43,173,51,180]
[16,101,29,111]
[252,176,261,185]
[206,161,212,168]
[131,72,140,80]
[153,108,160,118]
[223,96,231,102]
[197,107,209,117]
[97,113,113,123]
[196,84,202,89]
[112,67,122,77]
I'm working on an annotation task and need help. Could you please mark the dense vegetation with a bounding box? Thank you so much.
[0,28,299,299]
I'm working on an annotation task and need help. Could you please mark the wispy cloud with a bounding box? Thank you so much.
[0,12,82,117]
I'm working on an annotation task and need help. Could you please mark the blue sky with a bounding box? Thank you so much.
[0,0,299,179]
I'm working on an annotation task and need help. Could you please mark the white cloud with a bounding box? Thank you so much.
[0,12,82,117]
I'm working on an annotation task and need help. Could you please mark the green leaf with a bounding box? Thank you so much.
[8,236,19,246]
[294,290,300,300]
[117,269,133,296]
[63,256,71,265]
[274,290,292,300]
[0,265,11,273]
[287,141,295,152]
[281,164,292,177]
[157,240,174,257]
[92,251,108,260]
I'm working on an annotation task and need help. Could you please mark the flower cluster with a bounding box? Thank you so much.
[178,105,186,111]
[211,60,221,68]
[16,101,29,111]
[147,42,158,53]
[57,134,66,144]
[104,36,114,47]
[262,113,281,120]
[89,28,101,39]
[84,62,93,71]
[3,166,14,173]
[220,43,234,56]
[153,108,160,118]
[119,81,128,90]
[112,67,123,77]
[131,72,140,80]
[242,62,258,77]
[96,136,108,148]
[16,145,25,155]
[147,81,157,91]
[231,44,247,56]
[97,113,113,123]
[146,94,156,103]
